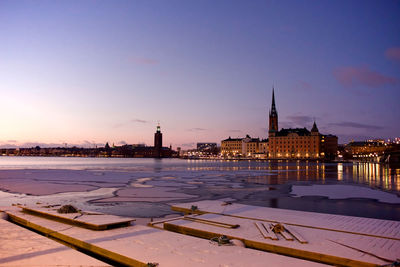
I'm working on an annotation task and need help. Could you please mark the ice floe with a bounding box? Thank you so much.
[291,184,400,204]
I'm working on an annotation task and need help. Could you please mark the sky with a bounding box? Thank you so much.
[0,0,399,149]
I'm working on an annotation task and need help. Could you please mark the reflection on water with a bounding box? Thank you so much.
[0,157,399,220]
[244,161,400,193]
[351,162,400,191]
[0,157,399,193]
[337,163,343,181]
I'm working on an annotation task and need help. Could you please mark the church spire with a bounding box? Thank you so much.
[270,87,277,116]
[268,87,278,135]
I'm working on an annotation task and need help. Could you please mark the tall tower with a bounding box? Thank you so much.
[154,124,163,158]
[268,88,278,136]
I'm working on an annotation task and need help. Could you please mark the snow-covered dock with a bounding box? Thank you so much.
[22,205,135,230]
[167,200,400,266]
[1,206,327,267]
[172,200,400,240]
[0,211,108,266]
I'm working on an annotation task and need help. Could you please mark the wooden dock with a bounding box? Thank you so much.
[0,211,108,266]
[21,206,135,230]
[1,206,327,267]
[172,200,400,240]
[165,200,400,267]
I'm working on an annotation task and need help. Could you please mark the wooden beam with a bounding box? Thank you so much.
[255,222,278,240]
[183,216,240,229]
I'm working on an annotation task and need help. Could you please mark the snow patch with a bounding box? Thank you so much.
[291,184,400,204]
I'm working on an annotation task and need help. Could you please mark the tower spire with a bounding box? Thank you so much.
[268,87,278,135]
[271,86,277,114]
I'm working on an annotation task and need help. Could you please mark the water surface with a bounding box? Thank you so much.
[0,157,399,220]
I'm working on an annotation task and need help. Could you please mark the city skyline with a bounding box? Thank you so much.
[1,1,399,149]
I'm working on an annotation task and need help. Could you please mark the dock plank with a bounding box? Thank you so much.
[21,206,135,230]
[0,212,108,266]
[163,213,399,266]
[255,222,278,240]
[172,200,400,240]
[4,208,328,267]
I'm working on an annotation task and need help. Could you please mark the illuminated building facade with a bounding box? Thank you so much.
[268,89,337,159]
[197,143,217,151]
[345,140,386,157]
[220,88,337,159]
[221,135,268,158]
[221,137,243,156]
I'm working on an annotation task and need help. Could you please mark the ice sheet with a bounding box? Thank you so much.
[291,184,400,204]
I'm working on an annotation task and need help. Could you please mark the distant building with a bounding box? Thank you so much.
[258,139,269,156]
[268,88,338,159]
[221,137,243,157]
[344,140,386,156]
[127,125,173,158]
[242,136,260,157]
[221,88,338,159]
[154,124,162,158]
[221,135,268,158]
[197,143,217,151]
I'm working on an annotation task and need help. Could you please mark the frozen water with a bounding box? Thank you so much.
[0,158,399,220]
[291,184,400,204]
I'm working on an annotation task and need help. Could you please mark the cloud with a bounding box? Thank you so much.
[227,129,242,133]
[385,47,400,62]
[336,134,379,144]
[130,57,159,65]
[0,141,105,149]
[131,119,148,124]
[333,65,397,88]
[19,142,66,148]
[179,142,196,148]
[278,121,293,129]
[81,140,104,147]
[286,115,314,126]
[295,80,314,91]
[117,140,127,145]
[279,114,315,129]
[7,140,17,143]
[328,121,383,130]
[114,118,149,128]
[187,128,207,132]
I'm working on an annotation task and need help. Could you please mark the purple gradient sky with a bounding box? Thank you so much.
[1,0,399,149]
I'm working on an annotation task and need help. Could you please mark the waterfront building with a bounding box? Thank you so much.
[242,136,260,157]
[268,89,338,159]
[220,88,337,159]
[221,137,243,157]
[221,135,268,158]
[258,139,269,156]
[344,140,387,157]
[197,143,217,151]
[126,125,173,158]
